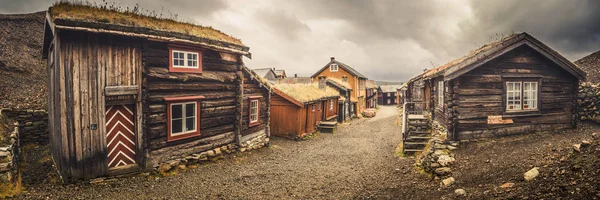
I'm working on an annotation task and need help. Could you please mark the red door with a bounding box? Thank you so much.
[105,104,137,169]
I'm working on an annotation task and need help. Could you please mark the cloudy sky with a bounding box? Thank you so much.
[2,0,600,81]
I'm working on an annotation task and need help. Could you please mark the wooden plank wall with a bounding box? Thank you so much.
[432,77,447,128]
[455,45,577,140]
[56,31,141,181]
[143,41,239,166]
[241,72,269,136]
[270,95,301,138]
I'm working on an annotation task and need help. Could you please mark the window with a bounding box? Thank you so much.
[330,99,334,110]
[169,46,203,73]
[438,81,444,108]
[165,96,204,142]
[330,64,338,72]
[342,76,348,82]
[506,81,538,111]
[249,96,261,126]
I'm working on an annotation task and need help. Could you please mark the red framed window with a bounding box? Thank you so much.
[249,96,262,127]
[168,45,203,73]
[165,96,204,142]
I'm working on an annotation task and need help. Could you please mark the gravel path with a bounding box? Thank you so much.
[21,106,439,199]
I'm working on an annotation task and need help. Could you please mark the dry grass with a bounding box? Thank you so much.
[50,1,243,45]
[273,83,339,103]
[423,33,519,77]
[327,78,351,89]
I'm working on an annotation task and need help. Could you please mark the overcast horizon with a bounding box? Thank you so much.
[2,0,599,81]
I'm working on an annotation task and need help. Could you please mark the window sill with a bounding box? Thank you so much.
[249,121,260,127]
[503,111,541,118]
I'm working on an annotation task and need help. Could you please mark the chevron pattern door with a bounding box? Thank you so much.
[105,104,137,169]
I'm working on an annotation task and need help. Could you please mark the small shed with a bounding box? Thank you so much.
[270,83,339,138]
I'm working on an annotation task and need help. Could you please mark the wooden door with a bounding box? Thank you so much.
[105,104,137,169]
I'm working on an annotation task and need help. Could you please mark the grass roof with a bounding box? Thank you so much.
[49,2,243,46]
[328,78,351,89]
[273,83,339,103]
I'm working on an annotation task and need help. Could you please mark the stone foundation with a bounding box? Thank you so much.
[578,82,600,122]
[0,109,48,145]
[154,130,269,173]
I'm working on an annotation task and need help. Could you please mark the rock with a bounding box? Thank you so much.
[447,145,457,150]
[430,163,441,168]
[500,182,515,188]
[573,144,581,153]
[158,163,171,173]
[593,132,599,139]
[454,189,466,196]
[437,155,455,167]
[434,167,452,176]
[178,165,186,170]
[581,140,591,146]
[524,167,539,181]
[214,148,222,155]
[362,109,376,118]
[441,177,455,186]
[207,150,216,157]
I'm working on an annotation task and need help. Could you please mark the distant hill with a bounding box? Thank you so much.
[0,11,47,109]
[375,81,404,87]
[575,50,600,84]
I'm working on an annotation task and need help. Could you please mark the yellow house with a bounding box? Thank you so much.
[311,57,368,117]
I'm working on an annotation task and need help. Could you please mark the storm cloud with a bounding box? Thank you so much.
[1,0,599,81]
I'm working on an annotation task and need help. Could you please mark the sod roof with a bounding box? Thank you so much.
[273,83,339,104]
[48,2,246,51]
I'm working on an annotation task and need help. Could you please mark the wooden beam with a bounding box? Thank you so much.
[105,85,139,96]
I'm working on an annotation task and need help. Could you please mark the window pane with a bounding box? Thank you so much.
[174,52,179,59]
[185,117,195,131]
[172,104,182,119]
[172,119,182,133]
[186,103,196,117]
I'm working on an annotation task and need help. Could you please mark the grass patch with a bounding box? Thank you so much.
[394,143,405,158]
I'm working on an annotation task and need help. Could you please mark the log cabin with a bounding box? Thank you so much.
[251,68,277,82]
[41,3,271,182]
[378,85,401,105]
[311,57,368,118]
[270,83,339,138]
[404,33,586,141]
[366,80,378,109]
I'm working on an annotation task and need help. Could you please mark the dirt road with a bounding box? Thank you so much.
[22,106,442,199]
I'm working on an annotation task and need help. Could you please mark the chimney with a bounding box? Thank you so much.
[318,78,326,90]
[330,57,335,62]
[294,74,297,78]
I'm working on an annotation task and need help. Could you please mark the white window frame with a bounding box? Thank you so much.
[330,99,334,110]
[438,81,444,108]
[170,102,198,136]
[506,81,538,112]
[250,99,259,123]
[330,64,338,72]
[172,50,199,69]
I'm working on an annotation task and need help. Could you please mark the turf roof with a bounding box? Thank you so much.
[273,83,339,104]
[49,2,244,47]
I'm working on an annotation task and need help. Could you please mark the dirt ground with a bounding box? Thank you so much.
[17,106,600,199]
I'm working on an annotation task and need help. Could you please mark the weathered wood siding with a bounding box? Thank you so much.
[49,31,142,182]
[241,72,269,137]
[325,98,338,120]
[270,95,305,138]
[143,41,239,166]
[432,77,447,129]
[455,46,577,140]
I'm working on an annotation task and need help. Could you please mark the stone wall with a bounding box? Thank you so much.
[415,121,457,181]
[578,82,600,122]
[0,115,21,194]
[0,109,48,145]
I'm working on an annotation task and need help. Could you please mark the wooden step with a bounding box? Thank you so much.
[407,136,432,140]
[404,142,428,145]
[403,149,424,153]
[409,131,430,134]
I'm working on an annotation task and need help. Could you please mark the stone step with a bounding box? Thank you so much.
[409,131,430,134]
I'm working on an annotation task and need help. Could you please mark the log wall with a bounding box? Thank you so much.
[241,72,269,138]
[142,41,241,167]
[455,45,578,140]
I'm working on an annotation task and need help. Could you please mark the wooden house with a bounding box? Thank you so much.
[41,3,271,182]
[274,69,287,79]
[366,80,378,109]
[404,33,586,141]
[252,68,277,82]
[270,83,339,138]
[326,79,352,122]
[378,85,401,105]
[311,57,368,117]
